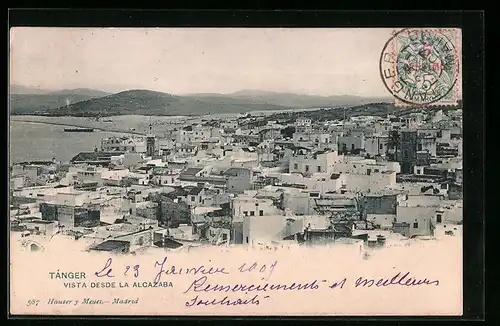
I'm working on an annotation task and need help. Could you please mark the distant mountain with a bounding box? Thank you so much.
[10,87,395,117]
[227,89,393,108]
[37,89,294,117]
[9,88,111,115]
[9,84,54,95]
[48,88,111,97]
[183,92,226,97]
[230,89,282,97]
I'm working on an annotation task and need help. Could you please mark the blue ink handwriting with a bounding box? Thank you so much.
[354,272,440,288]
[329,278,347,289]
[238,260,278,280]
[94,258,114,278]
[154,256,229,283]
[183,275,319,294]
[94,258,140,278]
[185,294,268,307]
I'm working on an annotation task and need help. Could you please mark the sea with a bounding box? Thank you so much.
[9,121,133,165]
[9,108,322,165]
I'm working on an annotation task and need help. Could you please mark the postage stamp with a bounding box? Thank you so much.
[379,28,461,107]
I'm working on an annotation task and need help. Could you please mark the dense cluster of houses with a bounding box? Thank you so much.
[9,107,463,253]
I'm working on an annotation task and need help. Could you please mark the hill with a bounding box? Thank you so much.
[38,89,294,117]
[191,89,394,108]
[10,87,396,117]
[9,84,54,95]
[48,88,111,97]
[10,94,106,115]
[241,102,399,128]
[9,88,111,115]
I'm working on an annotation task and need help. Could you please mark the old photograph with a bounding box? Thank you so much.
[9,27,464,316]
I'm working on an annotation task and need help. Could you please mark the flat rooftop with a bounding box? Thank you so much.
[90,240,129,251]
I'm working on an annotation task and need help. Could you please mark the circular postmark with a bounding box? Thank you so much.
[380,28,460,106]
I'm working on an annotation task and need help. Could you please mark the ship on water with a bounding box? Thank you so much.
[63,127,95,132]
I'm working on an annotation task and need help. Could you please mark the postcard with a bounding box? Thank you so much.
[9,27,463,316]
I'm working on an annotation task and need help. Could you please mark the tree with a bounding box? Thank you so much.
[281,126,296,139]
[386,130,401,161]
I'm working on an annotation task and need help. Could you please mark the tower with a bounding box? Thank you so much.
[146,116,156,157]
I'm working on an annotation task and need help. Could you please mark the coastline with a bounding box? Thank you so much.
[10,118,147,136]
[9,106,340,137]
[9,119,147,165]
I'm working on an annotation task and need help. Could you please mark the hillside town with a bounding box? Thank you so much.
[9,106,463,254]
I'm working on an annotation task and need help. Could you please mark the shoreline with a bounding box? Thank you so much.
[10,118,147,136]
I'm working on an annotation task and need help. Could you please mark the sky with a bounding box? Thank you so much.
[8,27,448,97]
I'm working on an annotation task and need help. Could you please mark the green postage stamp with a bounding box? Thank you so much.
[380,28,461,107]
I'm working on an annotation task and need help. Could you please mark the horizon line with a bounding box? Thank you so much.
[10,84,392,98]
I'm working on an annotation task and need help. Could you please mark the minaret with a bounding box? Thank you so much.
[343,107,346,132]
[146,116,156,157]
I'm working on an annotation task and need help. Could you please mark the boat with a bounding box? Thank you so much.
[64,128,95,132]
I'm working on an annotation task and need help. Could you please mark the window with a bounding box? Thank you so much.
[367,169,371,175]
[243,211,248,216]
[374,169,379,173]
[418,144,423,151]
[413,222,419,228]
[255,203,259,206]
[259,210,264,216]
[305,165,310,172]
[250,211,255,216]
[294,163,298,170]
[351,144,355,150]
[317,166,322,172]
[246,237,249,243]
[437,214,442,223]
[379,143,383,150]
[191,196,195,201]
